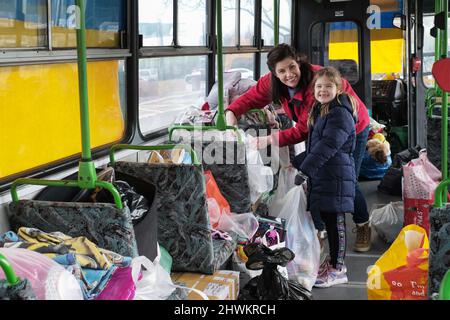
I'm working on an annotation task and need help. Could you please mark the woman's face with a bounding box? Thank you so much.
[314,76,337,104]
[274,57,301,88]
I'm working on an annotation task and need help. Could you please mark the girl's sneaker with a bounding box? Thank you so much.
[314,266,348,288]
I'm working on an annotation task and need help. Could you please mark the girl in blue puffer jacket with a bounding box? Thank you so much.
[294,67,357,288]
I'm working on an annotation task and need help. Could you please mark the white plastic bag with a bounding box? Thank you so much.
[246,144,274,204]
[277,186,320,291]
[131,251,209,300]
[268,166,298,217]
[131,255,176,300]
[369,201,404,243]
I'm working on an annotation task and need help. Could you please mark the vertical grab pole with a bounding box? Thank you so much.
[75,0,96,188]
[441,0,448,200]
[215,0,226,130]
[274,0,279,45]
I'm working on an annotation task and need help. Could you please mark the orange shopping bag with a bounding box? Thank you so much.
[204,170,231,228]
[367,224,429,300]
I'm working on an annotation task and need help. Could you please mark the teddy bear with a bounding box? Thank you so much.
[366,132,391,164]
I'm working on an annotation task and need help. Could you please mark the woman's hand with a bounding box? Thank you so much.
[225,110,238,126]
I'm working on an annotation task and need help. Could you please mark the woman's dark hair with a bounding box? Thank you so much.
[266,43,313,104]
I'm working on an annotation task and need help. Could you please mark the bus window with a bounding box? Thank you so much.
[139,56,207,135]
[260,52,269,75]
[240,0,255,46]
[221,53,255,80]
[0,0,47,48]
[223,0,237,46]
[51,0,125,48]
[311,21,360,84]
[261,0,292,45]
[178,1,206,46]
[139,0,173,47]
[422,14,450,88]
[0,60,126,181]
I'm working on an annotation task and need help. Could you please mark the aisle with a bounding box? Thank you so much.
[311,180,401,300]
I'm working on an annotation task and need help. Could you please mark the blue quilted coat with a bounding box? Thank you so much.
[299,94,357,215]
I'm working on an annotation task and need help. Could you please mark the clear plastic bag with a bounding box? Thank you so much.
[276,186,321,291]
[217,212,259,241]
[370,201,404,243]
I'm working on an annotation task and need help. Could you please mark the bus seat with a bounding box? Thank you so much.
[27,168,158,261]
[432,58,450,92]
[9,200,138,258]
[112,161,237,274]
[192,140,252,214]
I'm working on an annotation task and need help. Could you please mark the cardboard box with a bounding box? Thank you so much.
[171,270,240,300]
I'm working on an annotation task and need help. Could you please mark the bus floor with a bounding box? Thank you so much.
[311,179,401,300]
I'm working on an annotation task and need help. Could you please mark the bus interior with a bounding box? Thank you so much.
[0,0,449,301]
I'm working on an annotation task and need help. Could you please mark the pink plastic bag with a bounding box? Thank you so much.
[0,248,83,300]
[403,150,441,200]
[95,266,136,300]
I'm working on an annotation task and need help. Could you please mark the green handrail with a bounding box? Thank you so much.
[109,144,201,166]
[9,0,123,209]
[439,269,450,300]
[10,178,123,209]
[0,253,20,286]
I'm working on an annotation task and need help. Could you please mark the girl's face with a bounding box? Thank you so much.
[314,76,338,104]
[274,57,301,88]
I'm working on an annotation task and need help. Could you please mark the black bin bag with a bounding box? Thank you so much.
[238,243,312,300]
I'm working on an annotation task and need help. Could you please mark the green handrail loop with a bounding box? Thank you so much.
[168,125,243,144]
[9,0,123,209]
[0,253,20,286]
[10,178,123,209]
[433,178,450,208]
[439,269,450,300]
[109,144,201,166]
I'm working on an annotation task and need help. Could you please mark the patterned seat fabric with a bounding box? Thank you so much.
[113,161,236,274]
[8,200,138,258]
[195,140,252,214]
[428,205,450,299]
[429,206,450,299]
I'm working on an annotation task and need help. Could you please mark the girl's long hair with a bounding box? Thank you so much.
[307,67,358,127]
[266,43,313,104]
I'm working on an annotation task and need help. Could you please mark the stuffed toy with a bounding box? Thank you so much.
[367,133,391,164]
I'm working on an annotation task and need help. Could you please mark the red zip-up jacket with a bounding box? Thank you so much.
[226,64,370,147]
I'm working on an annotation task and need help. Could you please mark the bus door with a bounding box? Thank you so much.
[296,0,372,110]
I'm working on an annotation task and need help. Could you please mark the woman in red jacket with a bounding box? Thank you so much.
[225,44,372,252]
